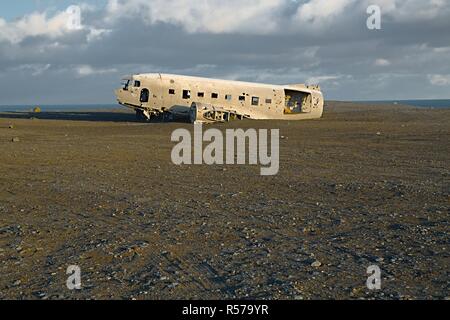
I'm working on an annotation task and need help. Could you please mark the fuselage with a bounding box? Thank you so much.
[115,73,324,121]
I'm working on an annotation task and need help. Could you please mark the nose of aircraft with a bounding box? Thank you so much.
[115,88,127,105]
[114,88,121,103]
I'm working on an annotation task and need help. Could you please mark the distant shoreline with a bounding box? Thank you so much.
[0,99,449,112]
[0,104,125,112]
[350,99,450,109]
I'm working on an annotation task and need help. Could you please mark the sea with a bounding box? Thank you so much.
[354,99,450,109]
[0,100,449,112]
[0,104,122,112]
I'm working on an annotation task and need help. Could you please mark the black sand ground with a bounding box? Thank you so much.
[0,102,448,299]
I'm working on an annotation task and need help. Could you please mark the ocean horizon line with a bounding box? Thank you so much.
[1,99,449,111]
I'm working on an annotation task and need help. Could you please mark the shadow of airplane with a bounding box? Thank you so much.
[0,111,190,123]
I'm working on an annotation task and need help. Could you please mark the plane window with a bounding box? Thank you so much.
[134,81,141,87]
[169,89,175,95]
[122,79,130,91]
[239,96,245,101]
[252,97,260,106]
[198,92,205,98]
[183,90,191,99]
[265,98,272,104]
[211,93,219,99]
[225,94,232,101]
[140,88,149,103]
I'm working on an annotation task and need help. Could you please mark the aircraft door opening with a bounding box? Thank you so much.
[140,88,149,103]
[284,90,312,114]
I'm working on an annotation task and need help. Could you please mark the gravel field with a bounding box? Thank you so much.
[0,102,448,300]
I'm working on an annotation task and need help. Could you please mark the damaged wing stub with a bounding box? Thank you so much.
[189,102,249,124]
[115,73,324,123]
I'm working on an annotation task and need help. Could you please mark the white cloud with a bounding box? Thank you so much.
[366,0,450,22]
[106,0,285,34]
[306,75,341,85]
[428,74,450,86]
[11,64,52,76]
[294,0,356,25]
[214,66,345,87]
[0,7,111,45]
[375,58,391,66]
[0,11,71,44]
[433,46,450,53]
[87,28,112,42]
[75,65,118,77]
[2,0,446,44]
[105,0,450,34]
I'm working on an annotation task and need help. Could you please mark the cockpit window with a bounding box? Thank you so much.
[121,79,131,91]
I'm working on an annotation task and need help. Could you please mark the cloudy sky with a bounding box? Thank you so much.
[0,0,449,105]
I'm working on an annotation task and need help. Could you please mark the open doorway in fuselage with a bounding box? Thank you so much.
[284,90,312,114]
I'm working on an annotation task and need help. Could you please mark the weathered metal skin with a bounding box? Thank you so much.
[189,102,250,124]
[115,73,324,123]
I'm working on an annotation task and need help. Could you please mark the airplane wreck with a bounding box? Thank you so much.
[115,73,324,123]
